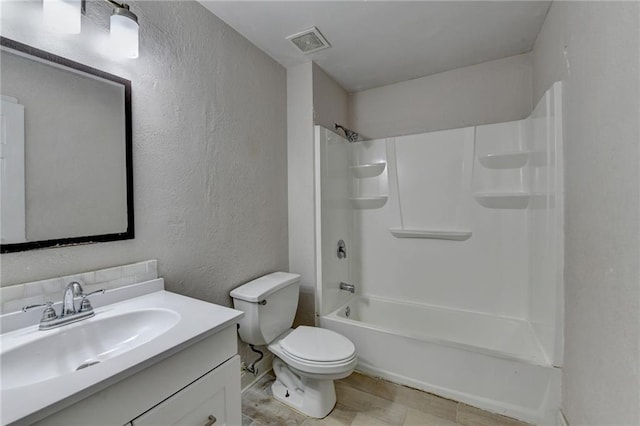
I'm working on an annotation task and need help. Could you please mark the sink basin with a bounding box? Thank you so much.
[1,308,180,390]
[0,283,244,426]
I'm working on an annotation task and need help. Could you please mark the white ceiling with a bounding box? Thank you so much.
[199,1,551,92]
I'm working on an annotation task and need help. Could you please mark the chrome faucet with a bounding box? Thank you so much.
[22,281,105,330]
[337,240,347,259]
[339,282,355,293]
[62,281,84,317]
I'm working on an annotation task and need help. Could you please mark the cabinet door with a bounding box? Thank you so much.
[132,356,241,426]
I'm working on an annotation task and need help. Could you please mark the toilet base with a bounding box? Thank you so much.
[271,357,337,418]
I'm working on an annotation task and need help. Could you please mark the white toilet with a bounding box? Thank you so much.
[230,272,357,418]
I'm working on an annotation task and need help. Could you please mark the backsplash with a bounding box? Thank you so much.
[0,260,157,314]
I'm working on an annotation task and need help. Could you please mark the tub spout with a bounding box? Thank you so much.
[340,282,355,293]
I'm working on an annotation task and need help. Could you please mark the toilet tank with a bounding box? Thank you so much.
[230,272,300,346]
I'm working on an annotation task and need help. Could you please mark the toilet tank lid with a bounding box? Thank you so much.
[230,272,300,303]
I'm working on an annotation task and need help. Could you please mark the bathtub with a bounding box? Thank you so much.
[320,295,560,425]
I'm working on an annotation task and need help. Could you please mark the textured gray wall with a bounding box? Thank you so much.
[0,0,288,318]
[286,63,350,327]
[312,63,350,132]
[532,2,640,424]
[349,53,532,139]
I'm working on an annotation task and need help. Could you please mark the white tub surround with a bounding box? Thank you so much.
[321,296,559,425]
[0,277,243,425]
[314,83,563,425]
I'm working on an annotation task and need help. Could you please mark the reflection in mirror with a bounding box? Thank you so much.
[0,37,133,253]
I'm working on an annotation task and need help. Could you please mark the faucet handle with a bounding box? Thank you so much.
[22,301,58,322]
[337,240,347,259]
[78,289,105,313]
[22,301,52,312]
[41,302,58,322]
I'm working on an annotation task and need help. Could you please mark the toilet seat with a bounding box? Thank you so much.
[268,327,358,376]
[280,326,356,363]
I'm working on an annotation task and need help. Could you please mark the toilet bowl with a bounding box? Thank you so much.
[269,327,357,377]
[267,327,357,417]
[230,272,357,418]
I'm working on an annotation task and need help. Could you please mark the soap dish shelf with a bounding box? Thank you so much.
[389,229,472,241]
[478,151,530,169]
[474,192,531,209]
[350,196,388,209]
[350,162,386,178]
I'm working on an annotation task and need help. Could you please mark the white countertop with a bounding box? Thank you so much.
[0,279,243,425]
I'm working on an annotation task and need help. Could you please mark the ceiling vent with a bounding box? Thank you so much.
[286,27,330,54]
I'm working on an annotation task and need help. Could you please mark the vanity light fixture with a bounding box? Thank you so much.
[42,0,139,58]
[110,4,139,58]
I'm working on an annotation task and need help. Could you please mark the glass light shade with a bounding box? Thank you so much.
[111,10,139,59]
[43,0,81,34]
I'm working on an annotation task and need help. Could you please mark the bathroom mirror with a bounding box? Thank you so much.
[0,37,133,253]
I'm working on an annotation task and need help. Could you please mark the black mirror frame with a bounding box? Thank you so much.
[0,37,134,253]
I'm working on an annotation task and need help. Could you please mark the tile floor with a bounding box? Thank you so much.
[242,371,531,426]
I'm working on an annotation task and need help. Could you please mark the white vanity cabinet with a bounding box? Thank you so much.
[131,356,240,426]
[32,324,241,426]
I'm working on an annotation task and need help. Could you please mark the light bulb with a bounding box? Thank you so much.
[43,0,81,34]
[111,7,139,59]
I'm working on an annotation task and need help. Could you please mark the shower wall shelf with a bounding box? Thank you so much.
[389,229,472,241]
[474,192,531,209]
[350,162,386,178]
[478,151,530,169]
[350,196,388,209]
